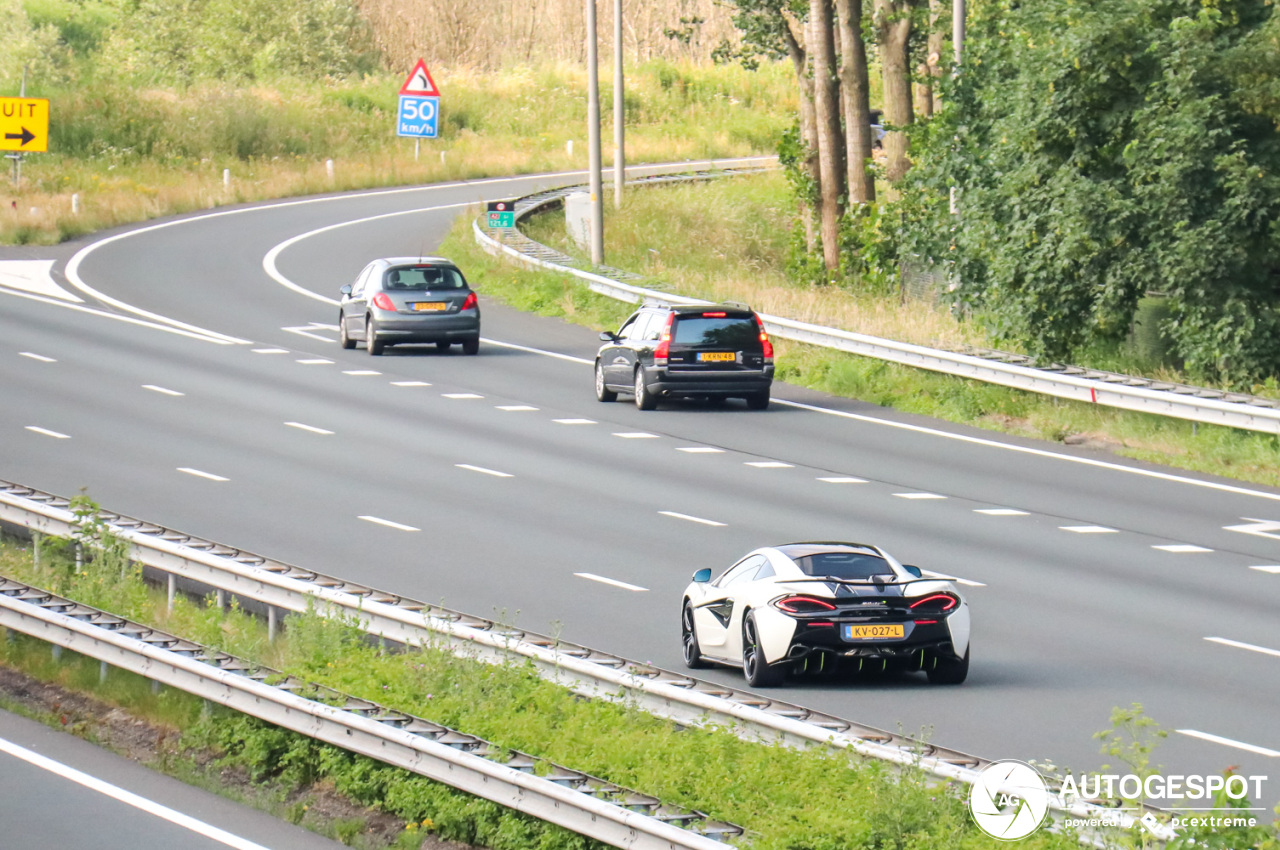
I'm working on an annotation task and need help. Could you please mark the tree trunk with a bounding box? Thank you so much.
[808,0,845,272]
[874,0,913,188]
[835,0,874,206]
[919,0,944,116]
[781,14,819,253]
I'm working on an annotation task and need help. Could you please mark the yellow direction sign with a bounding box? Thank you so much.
[1,98,50,153]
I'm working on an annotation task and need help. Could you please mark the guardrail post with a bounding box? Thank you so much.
[268,606,278,642]
[151,679,163,695]
[216,589,227,611]
[167,574,176,612]
[99,660,108,684]
[32,531,40,571]
[51,644,62,662]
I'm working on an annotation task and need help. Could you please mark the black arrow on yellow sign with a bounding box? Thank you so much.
[5,128,36,147]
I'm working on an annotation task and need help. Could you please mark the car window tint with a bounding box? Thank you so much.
[755,560,775,580]
[632,312,658,341]
[794,552,889,580]
[616,315,639,340]
[641,312,665,340]
[385,266,465,291]
[351,264,376,297]
[718,555,766,588]
[671,316,758,349]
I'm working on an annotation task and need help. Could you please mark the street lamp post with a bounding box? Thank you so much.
[586,0,604,264]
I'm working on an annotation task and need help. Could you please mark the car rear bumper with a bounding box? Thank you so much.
[641,367,773,397]
[371,314,479,342]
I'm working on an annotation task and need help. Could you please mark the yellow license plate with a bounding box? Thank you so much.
[412,302,447,312]
[844,624,905,640]
[699,351,736,362]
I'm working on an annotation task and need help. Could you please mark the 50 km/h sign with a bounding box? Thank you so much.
[396,59,440,139]
[1,97,49,153]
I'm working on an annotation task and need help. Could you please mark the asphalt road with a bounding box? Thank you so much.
[2,166,1278,807]
[0,707,348,849]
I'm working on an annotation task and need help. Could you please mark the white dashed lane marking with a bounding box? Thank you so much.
[676,447,723,454]
[25,426,69,439]
[659,511,726,527]
[553,418,596,425]
[575,573,649,592]
[251,348,289,354]
[818,476,866,484]
[497,405,538,411]
[746,461,793,468]
[893,492,946,500]
[358,515,419,532]
[1059,525,1118,534]
[1250,566,1280,574]
[343,370,381,376]
[614,432,659,439]
[142,385,184,397]
[1152,544,1213,553]
[1176,729,1280,758]
[19,352,55,362]
[455,464,513,478]
[975,508,1029,516]
[1205,636,1280,659]
[285,422,334,435]
[296,358,333,365]
[442,392,482,399]
[392,381,431,387]
[177,467,229,482]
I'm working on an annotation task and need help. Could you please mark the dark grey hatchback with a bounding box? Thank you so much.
[595,304,774,409]
[338,257,480,355]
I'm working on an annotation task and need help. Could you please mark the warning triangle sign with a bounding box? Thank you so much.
[399,60,441,96]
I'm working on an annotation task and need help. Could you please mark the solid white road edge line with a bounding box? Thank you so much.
[0,285,236,345]
[574,573,649,592]
[1176,729,1280,758]
[0,736,273,850]
[1205,636,1280,659]
[358,515,420,532]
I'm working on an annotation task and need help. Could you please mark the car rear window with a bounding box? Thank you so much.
[671,315,759,349]
[385,266,466,290]
[794,552,890,580]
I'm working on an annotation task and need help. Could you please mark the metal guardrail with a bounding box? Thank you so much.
[473,172,1280,436]
[0,574,741,849]
[0,479,1171,845]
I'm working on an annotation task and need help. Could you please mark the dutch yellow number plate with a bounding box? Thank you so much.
[844,624,905,640]
[699,352,736,362]
[412,302,447,312]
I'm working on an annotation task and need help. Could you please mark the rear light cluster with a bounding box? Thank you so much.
[774,595,837,615]
[462,292,478,311]
[371,292,395,311]
[755,314,774,362]
[653,312,675,366]
[909,592,959,625]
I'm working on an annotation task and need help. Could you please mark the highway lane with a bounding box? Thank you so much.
[0,708,348,849]
[3,169,1279,797]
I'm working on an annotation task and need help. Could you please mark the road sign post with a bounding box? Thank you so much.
[396,59,441,141]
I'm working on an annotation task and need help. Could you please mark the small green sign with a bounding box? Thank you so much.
[487,211,515,228]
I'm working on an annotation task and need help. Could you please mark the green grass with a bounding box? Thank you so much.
[444,173,1280,487]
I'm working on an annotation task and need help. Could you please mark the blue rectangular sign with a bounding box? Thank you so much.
[397,95,439,139]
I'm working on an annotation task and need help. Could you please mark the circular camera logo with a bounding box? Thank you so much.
[969,760,1051,841]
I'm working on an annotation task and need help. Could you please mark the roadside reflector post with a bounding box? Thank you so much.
[71,193,80,214]
[222,168,230,188]
[326,159,334,180]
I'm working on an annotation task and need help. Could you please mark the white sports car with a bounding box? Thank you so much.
[681,542,971,687]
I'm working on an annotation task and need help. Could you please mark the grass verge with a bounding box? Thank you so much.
[444,172,1280,488]
[0,526,1087,850]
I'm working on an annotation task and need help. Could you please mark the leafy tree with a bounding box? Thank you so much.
[893,0,1280,385]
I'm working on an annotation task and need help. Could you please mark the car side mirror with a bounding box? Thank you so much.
[904,565,923,578]
[340,285,352,296]
[692,568,712,583]
[599,331,618,342]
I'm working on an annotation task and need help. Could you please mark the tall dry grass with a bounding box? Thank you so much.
[357,0,740,72]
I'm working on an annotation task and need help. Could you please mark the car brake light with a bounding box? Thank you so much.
[462,292,478,311]
[702,311,727,318]
[653,312,674,366]
[807,621,835,628]
[909,593,959,613]
[913,619,938,625]
[755,314,773,361]
[774,595,837,614]
[372,292,395,311]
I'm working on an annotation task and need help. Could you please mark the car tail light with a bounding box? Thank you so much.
[371,292,395,311]
[461,292,478,311]
[913,619,938,625]
[774,595,837,615]
[653,312,675,366]
[807,621,835,628]
[755,314,774,362]
[909,593,959,614]
[702,311,727,318]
